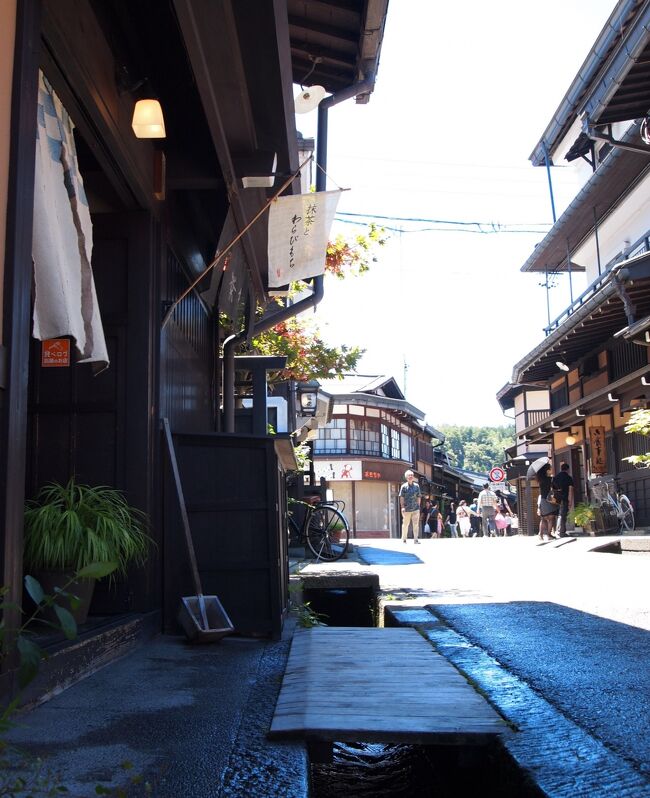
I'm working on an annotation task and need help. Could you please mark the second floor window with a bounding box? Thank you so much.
[350,419,381,455]
[313,418,347,453]
[381,423,390,458]
[550,384,568,412]
[391,428,400,459]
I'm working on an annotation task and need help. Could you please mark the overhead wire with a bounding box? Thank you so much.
[333,210,552,235]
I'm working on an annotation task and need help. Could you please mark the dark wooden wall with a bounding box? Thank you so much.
[164,432,288,638]
[26,211,162,614]
[160,248,214,433]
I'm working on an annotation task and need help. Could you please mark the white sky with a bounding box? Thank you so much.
[298,0,618,427]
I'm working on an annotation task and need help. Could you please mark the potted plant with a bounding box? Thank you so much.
[23,478,152,623]
[568,502,597,534]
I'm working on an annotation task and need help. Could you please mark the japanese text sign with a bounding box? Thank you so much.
[267,190,342,287]
[41,338,70,368]
[589,425,607,474]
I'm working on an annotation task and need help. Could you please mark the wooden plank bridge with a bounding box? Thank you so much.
[270,627,509,746]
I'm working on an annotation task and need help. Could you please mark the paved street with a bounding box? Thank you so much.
[345,535,650,795]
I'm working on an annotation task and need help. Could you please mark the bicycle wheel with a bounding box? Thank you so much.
[619,495,635,532]
[306,506,350,562]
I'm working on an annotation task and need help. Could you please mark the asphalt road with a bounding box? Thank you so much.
[350,535,650,791]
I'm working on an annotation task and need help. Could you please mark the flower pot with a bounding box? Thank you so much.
[34,570,95,625]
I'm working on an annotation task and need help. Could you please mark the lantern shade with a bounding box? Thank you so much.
[294,85,326,114]
[132,99,166,138]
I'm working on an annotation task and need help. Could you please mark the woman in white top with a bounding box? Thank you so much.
[456,499,472,537]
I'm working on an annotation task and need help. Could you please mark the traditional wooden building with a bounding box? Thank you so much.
[311,376,449,537]
[0,0,388,699]
[501,0,650,528]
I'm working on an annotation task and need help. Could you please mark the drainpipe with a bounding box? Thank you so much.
[223,78,375,432]
[541,141,557,223]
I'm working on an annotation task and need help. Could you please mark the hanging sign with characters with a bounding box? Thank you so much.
[314,461,362,482]
[267,190,342,287]
[589,425,607,474]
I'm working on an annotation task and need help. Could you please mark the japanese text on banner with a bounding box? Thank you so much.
[267,190,342,287]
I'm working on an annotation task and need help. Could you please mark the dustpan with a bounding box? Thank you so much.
[164,419,235,643]
[178,595,234,643]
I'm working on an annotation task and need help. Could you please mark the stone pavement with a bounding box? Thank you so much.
[5,621,308,797]
[4,536,649,796]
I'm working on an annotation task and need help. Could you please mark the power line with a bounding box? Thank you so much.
[337,211,551,228]
[334,212,552,235]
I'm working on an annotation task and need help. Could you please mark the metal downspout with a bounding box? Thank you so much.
[222,79,375,432]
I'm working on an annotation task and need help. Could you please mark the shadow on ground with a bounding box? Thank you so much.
[356,546,423,565]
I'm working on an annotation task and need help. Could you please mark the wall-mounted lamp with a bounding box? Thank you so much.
[555,359,570,372]
[132,99,166,138]
[565,432,577,446]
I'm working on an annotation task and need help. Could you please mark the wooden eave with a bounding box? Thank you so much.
[40,0,157,211]
[517,363,650,444]
[173,0,300,303]
[513,256,650,383]
[520,123,650,274]
[288,0,388,99]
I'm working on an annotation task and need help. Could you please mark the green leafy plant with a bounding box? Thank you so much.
[568,502,596,528]
[292,600,328,629]
[23,479,152,578]
[287,581,327,628]
[623,408,650,468]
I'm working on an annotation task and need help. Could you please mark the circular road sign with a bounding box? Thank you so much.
[489,466,505,483]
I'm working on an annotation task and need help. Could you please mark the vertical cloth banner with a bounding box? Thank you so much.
[267,190,342,287]
[201,209,246,324]
[32,71,109,368]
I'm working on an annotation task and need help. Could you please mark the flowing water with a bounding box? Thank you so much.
[311,740,544,797]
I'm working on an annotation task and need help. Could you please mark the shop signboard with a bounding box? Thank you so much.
[41,338,70,367]
[589,426,607,474]
[314,460,362,481]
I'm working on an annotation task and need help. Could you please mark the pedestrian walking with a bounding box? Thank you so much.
[477,483,497,537]
[421,500,432,538]
[469,498,481,537]
[495,490,512,537]
[456,500,473,537]
[552,462,575,537]
[446,502,459,538]
[428,501,442,538]
[399,470,421,543]
[536,463,558,540]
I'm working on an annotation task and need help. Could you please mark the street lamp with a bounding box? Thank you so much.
[299,388,318,416]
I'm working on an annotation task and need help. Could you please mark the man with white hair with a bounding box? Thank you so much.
[399,470,421,544]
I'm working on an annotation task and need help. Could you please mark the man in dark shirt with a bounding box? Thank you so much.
[399,470,421,543]
[552,462,575,537]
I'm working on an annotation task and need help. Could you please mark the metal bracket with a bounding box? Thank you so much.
[576,408,586,417]
[581,114,650,156]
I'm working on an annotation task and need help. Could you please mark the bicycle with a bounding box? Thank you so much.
[591,480,635,532]
[288,497,350,561]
